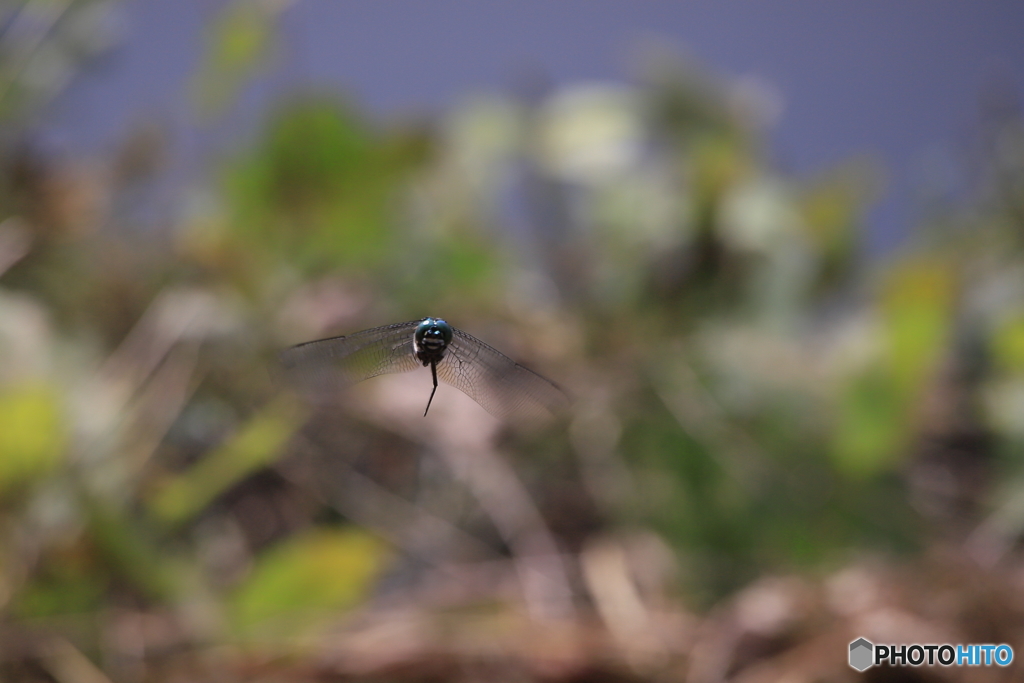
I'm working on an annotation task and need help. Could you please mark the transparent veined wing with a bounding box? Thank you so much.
[279,320,421,397]
[437,326,569,420]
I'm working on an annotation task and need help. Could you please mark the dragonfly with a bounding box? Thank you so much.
[280,317,568,419]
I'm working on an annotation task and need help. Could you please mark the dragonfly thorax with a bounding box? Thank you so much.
[413,317,453,365]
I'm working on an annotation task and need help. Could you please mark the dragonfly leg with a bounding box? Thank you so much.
[424,360,439,416]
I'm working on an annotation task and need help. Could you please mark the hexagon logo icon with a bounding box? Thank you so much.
[849,637,874,671]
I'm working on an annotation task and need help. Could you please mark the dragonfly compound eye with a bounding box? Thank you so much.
[415,318,453,350]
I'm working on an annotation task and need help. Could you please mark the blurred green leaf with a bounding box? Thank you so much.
[192,0,280,117]
[829,258,956,478]
[690,134,750,225]
[86,498,180,601]
[149,396,301,525]
[0,382,66,495]
[881,258,957,398]
[10,543,107,618]
[231,527,388,635]
[832,366,906,477]
[992,315,1024,375]
[798,159,877,258]
[226,99,406,277]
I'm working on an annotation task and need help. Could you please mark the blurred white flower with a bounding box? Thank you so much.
[536,83,644,184]
[719,178,803,253]
[0,291,53,386]
[982,378,1024,439]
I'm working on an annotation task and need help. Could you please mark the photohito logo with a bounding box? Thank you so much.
[849,638,1013,671]
[849,638,873,671]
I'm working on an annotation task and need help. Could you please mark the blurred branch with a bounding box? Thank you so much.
[344,379,577,621]
[120,340,201,478]
[966,483,1024,567]
[569,392,635,514]
[97,289,221,412]
[0,217,31,278]
[580,536,670,671]
[39,637,114,683]
[440,440,576,621]
[278,434,496,565]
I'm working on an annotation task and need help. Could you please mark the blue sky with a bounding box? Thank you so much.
[45,0,1024,253]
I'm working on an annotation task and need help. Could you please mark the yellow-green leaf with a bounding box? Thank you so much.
[880,259,957,399]
[231,527,388,636]
[0,383,66,495]
[149,396,301,525]
[831,367,906,478]
[192,0,278,117]
[992,315,1024,375]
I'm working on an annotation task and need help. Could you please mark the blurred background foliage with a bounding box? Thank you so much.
[1,2,1024,682]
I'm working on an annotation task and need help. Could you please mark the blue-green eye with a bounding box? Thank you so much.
[433,319,453,344]
[415,317,452,345]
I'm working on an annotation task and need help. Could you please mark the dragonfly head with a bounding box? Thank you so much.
[415,317,453,353]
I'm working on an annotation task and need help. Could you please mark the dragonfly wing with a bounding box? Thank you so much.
[280,320,422,397]
[437,327,569,420]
